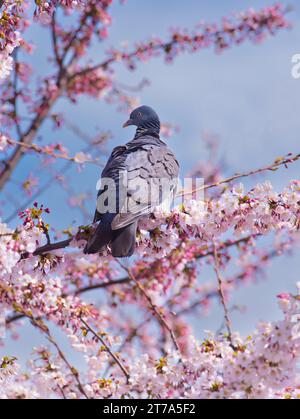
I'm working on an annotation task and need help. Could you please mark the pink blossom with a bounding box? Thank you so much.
[0,134,8,152]
[0,1,297,400]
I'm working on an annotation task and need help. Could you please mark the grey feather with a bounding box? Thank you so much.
[84,132,179,257]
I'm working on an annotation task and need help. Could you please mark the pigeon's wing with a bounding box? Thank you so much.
[93,145,128,222]
[111,144,179,230]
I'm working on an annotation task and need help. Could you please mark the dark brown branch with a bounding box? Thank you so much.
[20,238,73,260]
[19,230,258,268]
[74,277,130,295]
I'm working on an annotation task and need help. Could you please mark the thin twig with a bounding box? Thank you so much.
[80,317,130,382]
[57,384,67,400]
[177,152,300,198]
[4,137,104,224]
[6,138,99,165]
[103,317,151,378]
[74,277,130,295]
[12,51,23,140]
[51,11,62,68]
[213,242,234,347]
[116,260,182,356]
[28,315,89,399]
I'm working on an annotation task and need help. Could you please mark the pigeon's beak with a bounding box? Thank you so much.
[122,119,134,128]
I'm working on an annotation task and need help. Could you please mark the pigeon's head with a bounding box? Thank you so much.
[123,105,160,133]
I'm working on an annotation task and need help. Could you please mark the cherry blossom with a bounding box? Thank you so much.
[0,1,299,399]
[0,134,8,152]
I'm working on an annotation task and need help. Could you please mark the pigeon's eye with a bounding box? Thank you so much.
[137,112,142,118]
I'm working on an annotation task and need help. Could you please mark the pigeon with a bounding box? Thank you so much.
[84,105,179,257]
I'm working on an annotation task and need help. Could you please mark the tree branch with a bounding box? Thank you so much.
[20,237,73,260]
[6,138,99,164]
[117,260,182,356]
[177,152,300,198]
[51,11,62,68]
[213,242,234,347]
[80,317,130,382]
[0,10,94,191]
[5,276,130,325]
[0,88,63,190]
[28,314,89,399]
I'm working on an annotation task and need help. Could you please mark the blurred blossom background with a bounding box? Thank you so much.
[1,0,300,367]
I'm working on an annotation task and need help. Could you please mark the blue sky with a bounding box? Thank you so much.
[1,0,300,365]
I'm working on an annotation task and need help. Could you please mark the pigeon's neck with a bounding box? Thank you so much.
[134,121,160,140]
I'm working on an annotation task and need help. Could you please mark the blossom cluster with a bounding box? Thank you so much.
[1,292,299,399]
[0,134,8,152]
[137,180,300,258]
[33,0,109,22]
[0,179,299,398]
[0,1,298,400]
[123,292,300,399]
[0,3,22,82]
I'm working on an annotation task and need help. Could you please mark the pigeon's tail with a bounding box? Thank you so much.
[111,221,137,258]
[84,217,137,258]
[83,218,112,255]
